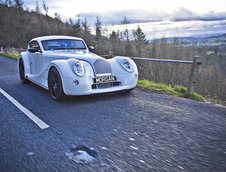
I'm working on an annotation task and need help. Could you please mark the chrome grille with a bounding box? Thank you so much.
[93,59,112,75]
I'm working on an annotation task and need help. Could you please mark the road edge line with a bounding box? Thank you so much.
[0,88,49,129]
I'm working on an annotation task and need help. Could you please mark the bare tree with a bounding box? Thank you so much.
[42,0,48,16]
[109,30,121,55]
[13,0,23,8]
[35,0,40,14]
[4,0,13,6]
[68,18,73,26]
[81,18,91,43]
[54,13,61,20]
[95,16,102,41]
[121,16,131,42]
[81,18,90,33]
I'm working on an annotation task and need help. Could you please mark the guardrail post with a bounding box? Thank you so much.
[188,55,201,95]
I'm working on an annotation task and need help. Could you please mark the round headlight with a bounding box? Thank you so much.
[122,59,134,72]
[73,61,85,76]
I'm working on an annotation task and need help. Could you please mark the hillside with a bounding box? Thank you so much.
[153,33,226,47]
[0,4,91,48]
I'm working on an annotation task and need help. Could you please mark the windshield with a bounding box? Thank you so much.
[41,39,87,51]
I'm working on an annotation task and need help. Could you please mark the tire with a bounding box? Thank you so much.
[19,59,30,84]
[48,67,65,101]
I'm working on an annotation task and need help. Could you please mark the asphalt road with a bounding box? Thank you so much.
[0,56,226,172]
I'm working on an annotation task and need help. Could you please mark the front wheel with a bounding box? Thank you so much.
[19,59,30,84]
[48,67,65,101]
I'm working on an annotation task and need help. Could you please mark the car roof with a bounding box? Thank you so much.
[31,35,84,42]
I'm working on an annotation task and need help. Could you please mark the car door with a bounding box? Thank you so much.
[28,41,43,75]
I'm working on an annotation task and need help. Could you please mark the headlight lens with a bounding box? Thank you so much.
[121,59,134,72]
[73,61,85,76]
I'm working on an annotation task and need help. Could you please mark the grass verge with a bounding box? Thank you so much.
[0,52,19,59]
[138,80,205,102]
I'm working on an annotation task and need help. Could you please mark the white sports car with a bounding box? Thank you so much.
[18,35,138,100]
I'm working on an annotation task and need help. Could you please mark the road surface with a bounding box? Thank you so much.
[0,56,226,171]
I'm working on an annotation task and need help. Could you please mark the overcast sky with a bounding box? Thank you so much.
[23,0,226,24]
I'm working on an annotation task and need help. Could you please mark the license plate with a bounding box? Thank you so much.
[94,76,116,84]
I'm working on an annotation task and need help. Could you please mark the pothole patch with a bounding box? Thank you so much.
[65,145,98,164]
[26,152,34,156]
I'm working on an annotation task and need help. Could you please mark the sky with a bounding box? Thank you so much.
[23,0,226,39]
[23,0,226,24]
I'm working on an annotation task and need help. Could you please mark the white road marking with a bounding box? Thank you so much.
[0,88,49,129]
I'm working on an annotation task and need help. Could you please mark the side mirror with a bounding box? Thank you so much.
[28,48,39,53]
[89,46,94,52]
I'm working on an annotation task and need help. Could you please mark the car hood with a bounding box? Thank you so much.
[44,51,112,75]
[44,51,106,64]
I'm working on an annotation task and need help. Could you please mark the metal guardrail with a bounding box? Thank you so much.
[0,47,26,53]
[131,57,193,64]
[130,56,202,95]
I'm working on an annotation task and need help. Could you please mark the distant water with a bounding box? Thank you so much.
[101,20,226,40]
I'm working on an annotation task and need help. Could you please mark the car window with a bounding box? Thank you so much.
[29,41,41,51]
[41,39,87,51]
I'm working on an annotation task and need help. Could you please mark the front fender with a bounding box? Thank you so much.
[108,56,138,75]
[107,56,138,87]
[47,59,94,94]
[48,60,74,79]
[19,52,30,75]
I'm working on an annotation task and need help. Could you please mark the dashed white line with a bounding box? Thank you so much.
[0,88,49,129]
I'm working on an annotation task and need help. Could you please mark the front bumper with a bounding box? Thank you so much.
[62,73,138,96]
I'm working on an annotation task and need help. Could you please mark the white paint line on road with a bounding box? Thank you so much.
[0,88,49,129]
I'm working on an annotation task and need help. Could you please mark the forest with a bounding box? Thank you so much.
[0,1,225,104]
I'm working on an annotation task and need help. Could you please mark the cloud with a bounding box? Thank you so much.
[78,8,226,25]
[198,11,226,21]
[170,7,198,21]
[170,8,226,22]
[78,10,168,25]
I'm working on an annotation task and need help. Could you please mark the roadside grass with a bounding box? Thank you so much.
[0,52,19,59]
[138,80,206,102]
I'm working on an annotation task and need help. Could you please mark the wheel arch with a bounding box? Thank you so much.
[47,65,66,100]
[47,65,62,90]
[18,52,30,75]
[47,60,73,91]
